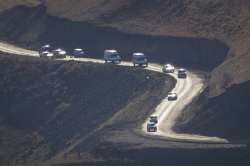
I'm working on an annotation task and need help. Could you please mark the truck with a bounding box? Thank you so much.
[104,49,121,64]
[132,52,148,67]
[177,68,187,78]
[147,122,157,132]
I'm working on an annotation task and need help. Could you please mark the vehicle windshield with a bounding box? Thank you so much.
[75,49,83,52]
[179,70,186,73]
[150,116,157,120]
[135,57,146,61]
[148,123,156,126]
[111,54,119,58]
[165,64,172,68]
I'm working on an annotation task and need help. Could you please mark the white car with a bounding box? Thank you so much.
[53,48,67,58]
[132,52,148,67]
[147,122,157,132]
[39,51,50,58]
[167,92,178,101]
[162,64,175,73]
[149,115,158,124]
[46,53,54,59]
[177,68,187,78]
[104,49,121,64]
[39,44,51,53]
[73,48,85,57]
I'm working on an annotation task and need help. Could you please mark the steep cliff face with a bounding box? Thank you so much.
[1,1,250,96]
[45,0,250,97]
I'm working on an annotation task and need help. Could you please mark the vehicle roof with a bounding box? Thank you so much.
[178,68,186,71]
[147,121,156,125]
[47,53,54,57]
[105,49,118,53]
[42,44,51,48]
[168,92,177,95]
[133,52,145,57]
[54,48,63,51]
[74,48,83,51]
[59,50,66,54]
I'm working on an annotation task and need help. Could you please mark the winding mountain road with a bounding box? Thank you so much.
[0,42,228,143]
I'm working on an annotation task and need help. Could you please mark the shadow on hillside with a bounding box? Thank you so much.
[177,81,250,141]
[0,5,229,71]
[59,146,250,166]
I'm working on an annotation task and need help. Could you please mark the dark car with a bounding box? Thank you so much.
[177,68,187,78]
[147,122,157,132]
[149,116,158,124]
[132,52,148,67]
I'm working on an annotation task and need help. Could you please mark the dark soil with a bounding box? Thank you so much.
[0,53,169,165]
[57,145,250,166]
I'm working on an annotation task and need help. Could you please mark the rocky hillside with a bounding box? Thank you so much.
[0,53,169,165]
[1,0,250,97]
[45,0,250,97]
[175,80,250,141]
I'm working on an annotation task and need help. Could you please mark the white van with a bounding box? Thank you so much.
[132,53,148,67]
[73,48,85,57]
[104,50,121,63]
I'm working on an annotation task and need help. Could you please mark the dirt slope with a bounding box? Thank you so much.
[176,81,250,141]
[0,53,169,165]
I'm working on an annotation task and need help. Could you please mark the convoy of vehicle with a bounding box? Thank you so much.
[39,46,188,80]
[132,52,148,67]
[38,45,187,79]
[104,49,121,64]
[37,45,188,133]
